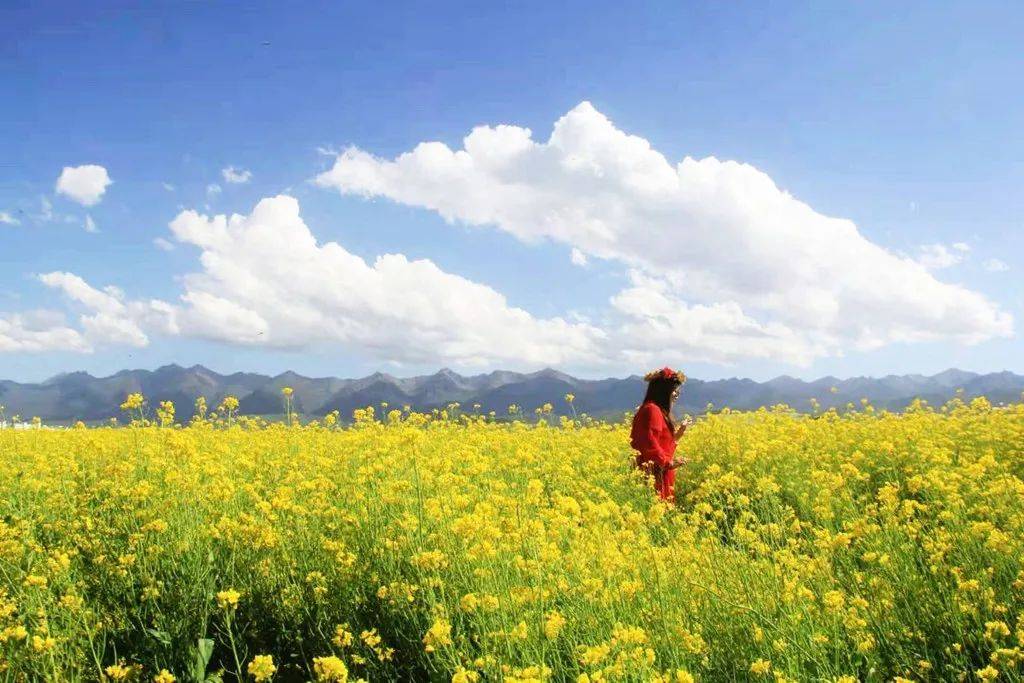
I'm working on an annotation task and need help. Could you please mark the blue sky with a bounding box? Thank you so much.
[1,1,1021,382]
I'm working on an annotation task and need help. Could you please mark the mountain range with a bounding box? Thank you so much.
[1,364,1022,424]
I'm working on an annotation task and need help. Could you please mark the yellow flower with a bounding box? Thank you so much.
[508,620,528,640]
[23,574,47,588]
[2,625,28,641]
[544,611,567,639]
[312,656,348,682]
[452,668,481,683]
[333,623,354,648]
[247,654,277,681]
[153,670,176,683]
[104,663,140,681]
[976,666,999,682]
[985,620,1011,640]
[194,396,208,419]
[281,387,294,397]
[120,393,145,412]
[460,593,479,612]
[156,400,175,427]
[822,590,845,612]
[579,643,611,666]
[360,628,382,648]
[750,659,772,676]
[423,617,452,652]
[217,588,241,610]
[32,634,57,652]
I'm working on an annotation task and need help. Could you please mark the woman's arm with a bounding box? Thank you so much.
[673,416,694,441]
[666,455,689,469]
[667,416,693,468]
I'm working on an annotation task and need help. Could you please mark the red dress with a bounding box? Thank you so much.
[630,401,678,500]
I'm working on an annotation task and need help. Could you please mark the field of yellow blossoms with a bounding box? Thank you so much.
[2,393,1024,682]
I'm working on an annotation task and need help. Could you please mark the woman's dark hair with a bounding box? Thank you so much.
[643,375,681,430]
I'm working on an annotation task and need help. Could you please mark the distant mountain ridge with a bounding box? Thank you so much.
[1,364,1022,423]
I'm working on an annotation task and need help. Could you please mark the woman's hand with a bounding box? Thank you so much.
[669,456,688,469]
[674,416,693,439]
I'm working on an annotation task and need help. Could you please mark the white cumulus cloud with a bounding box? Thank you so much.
[55,164,112,206]
[0,211,19,226]
[222,166,253,184]
[38,271,177,349]
[570,247,588,267]
[165,195,601,366]
[0,310,90,353]
[4,197,606,366]
[316,102,1012,362]
[609,270,822,365]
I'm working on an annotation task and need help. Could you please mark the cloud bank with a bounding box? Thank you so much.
[3,197,601,367]
[3,105,1013,369]
[0,310,89,353]
[165,196,601,366]
[316,101,1012,362]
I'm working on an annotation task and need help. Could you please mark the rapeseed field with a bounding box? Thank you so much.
[1,394,1023,682]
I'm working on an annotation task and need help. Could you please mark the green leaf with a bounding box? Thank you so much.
[192,637,215,680]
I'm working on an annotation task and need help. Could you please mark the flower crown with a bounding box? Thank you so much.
[644,366,686,384]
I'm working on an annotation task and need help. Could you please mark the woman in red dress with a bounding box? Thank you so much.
[630,367,691,501]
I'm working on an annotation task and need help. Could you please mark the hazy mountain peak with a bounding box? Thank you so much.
[932,368,980,386]
[530,367,575,382]
[766,374,801,385]
[274,370,308,382]
[42,370,94,385]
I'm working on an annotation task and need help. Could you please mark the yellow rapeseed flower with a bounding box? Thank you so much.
[247,655,276,681]
[216,588,241,610]
[423,617,452,652]
[312,655,348,682]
